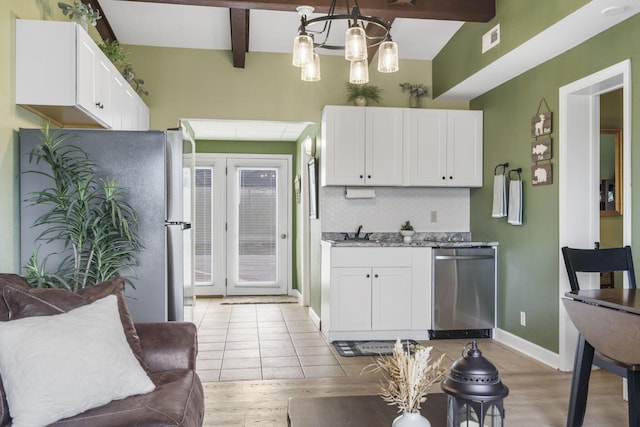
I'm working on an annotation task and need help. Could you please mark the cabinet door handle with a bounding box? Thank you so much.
[442,176,446,180]
[366,274,370,278]
[449,176,453,180]
[374,274,379,278]
[367,175,371,179]
[360,175,364,179]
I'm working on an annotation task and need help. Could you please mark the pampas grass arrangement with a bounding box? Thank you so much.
[364,338,447,413]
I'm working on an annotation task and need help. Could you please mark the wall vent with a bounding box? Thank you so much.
[482,23,500,53]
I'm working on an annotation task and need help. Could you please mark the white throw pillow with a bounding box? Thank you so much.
[0,295,155,427]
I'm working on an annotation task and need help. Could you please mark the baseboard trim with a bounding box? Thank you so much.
[494,328,560,370]
[308,306,321,330]
[291,288,302,303]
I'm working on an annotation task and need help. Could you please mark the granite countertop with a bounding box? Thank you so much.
[322,232,498,248]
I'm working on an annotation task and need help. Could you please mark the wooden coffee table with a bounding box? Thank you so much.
[287,393,447,426]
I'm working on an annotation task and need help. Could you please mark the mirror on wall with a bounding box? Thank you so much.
[600,129,622,216]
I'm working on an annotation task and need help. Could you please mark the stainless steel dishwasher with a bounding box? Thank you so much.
[429,246,497,339]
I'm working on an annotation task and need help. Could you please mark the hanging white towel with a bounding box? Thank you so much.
[508,179,523,225]
[491,174,507,218]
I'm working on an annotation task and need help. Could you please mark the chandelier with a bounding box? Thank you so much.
[292,1,399,84]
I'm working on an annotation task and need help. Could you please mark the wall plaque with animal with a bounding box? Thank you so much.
[531,137,552,161]
[531,112,552,137]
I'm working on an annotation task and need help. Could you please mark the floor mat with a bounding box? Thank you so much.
[332,339,419,357]
[220,295,298,305]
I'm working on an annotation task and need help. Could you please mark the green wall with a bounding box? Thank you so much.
[433,0,588,97]
[124,46,467,130]
[467,13,640,352]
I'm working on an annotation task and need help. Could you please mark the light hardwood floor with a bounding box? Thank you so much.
[193,300,628,426]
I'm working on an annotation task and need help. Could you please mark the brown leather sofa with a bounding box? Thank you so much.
[0,274,205,426]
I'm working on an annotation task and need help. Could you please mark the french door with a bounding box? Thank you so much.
[194,154,291,296]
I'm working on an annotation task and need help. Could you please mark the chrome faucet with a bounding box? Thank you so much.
[356,225,363,238]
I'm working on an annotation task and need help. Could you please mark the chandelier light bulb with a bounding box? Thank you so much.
[349,59,369,84]
[301,53,321,81]
[345,26,367,61]
[377,40,399,73]
[292,34,314,67]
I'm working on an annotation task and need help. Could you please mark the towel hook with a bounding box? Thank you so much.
[509,168,522,180]
[494,162,509,175]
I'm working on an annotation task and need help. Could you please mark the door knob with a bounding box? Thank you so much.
[280,234,287,239]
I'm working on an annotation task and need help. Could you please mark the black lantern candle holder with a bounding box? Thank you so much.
[441,340,509,427]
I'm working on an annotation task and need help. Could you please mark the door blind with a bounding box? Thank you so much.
[237,168,277,282]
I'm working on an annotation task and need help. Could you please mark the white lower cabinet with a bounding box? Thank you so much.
[331,267,372,331]
[371,267,412,330]
[320,244,431,341]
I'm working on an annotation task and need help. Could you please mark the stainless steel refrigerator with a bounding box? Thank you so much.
[19,128,194,322]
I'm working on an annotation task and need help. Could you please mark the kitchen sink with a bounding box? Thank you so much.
[343,233,372,241]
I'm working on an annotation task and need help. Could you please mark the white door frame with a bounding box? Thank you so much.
[558,59,632,371]
[226,156,292,296]
[300,141,313,307]
[193,153,293,297]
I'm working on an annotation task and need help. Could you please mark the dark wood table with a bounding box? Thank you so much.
[567,288,640,314]
[564,289,640,427]
[288,393,447,427]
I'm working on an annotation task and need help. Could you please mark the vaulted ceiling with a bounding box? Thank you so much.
[94,0,495,68]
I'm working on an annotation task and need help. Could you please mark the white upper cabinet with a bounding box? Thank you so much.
[16,19,148,130]
[320,106,366,186]
[446,110,483,186]
[76,28,112,126]
[403,109,448,186]
[322,105,483,188]
[320,106,403,186]
[403,109,483,187]
[365,107,404,186]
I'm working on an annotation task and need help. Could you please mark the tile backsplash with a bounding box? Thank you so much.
[319,186,470,233]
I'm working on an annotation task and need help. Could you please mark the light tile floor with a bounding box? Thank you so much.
[191,297,376,382]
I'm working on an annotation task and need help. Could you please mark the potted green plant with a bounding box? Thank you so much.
[58,1,101,31]
[97,41,149,97]
[122,64,149,96]
[400,220,415,243]
[346,83,382,106]
[399,83,429,108]
[98,40,129,68]
[23,124,142,291]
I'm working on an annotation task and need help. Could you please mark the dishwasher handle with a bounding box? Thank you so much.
[434,255,495,261]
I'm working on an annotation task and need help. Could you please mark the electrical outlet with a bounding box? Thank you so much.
[520,311,526,327]
[430,211,438,223]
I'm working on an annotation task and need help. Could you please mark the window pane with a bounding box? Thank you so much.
[237,168,277,282]
[195,167,212,283]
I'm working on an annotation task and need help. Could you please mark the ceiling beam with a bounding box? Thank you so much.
[121,0,495,22]
[87,0,118,42]
[230,8,250,68]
